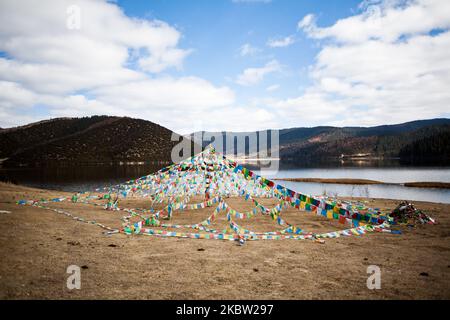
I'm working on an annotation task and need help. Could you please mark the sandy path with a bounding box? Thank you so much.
[0,182,449,299]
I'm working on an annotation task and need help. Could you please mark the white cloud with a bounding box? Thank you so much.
[2,0,449,133]
[139,48,193,73]
[193,106,277,132]
[0,0,190,94]
[267,35,295,48]
[31,78,235,133]
[0,81,36,109]
[92,77,235,110]
[0,55,142,95]
[236,60,282,86]
[298,0,450,43]
[297,14,317,33]
[0,1,191,74]
[269,0,450,127]
[0,0,241,132]
[239,43,261,57]
[266,84,280,92]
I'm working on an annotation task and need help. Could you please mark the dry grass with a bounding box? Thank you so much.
[0,182,449,299]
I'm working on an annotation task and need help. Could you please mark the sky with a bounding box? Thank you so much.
[0,0,449,133]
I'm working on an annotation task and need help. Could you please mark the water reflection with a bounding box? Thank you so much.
[0,163,163,192]
[244,158,450,170]
[260,167,450,184]
[278,180,450,204]
[1,160,449,203]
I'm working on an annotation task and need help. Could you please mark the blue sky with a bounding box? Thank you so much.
[0,0,449,133]
[119,0,361,105]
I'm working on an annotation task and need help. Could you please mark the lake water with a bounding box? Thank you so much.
[276,180,450,204]
[259,166,450,204]
[1,162,449,204]
[261,167,450,183]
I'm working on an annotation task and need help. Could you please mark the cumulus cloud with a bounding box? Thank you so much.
[266,84,280,92]
[298,0,450,43]
[272,89,348,125]
[0,1,191,75]
[297,14,318,34]
[138,48,193,73]
[236,60,282,86]
[2,0,449,133]
[267,35,295,48]
[92,77,235,110]
[271,0,450,127]
[0,0,242,132]
[239,43,261,57]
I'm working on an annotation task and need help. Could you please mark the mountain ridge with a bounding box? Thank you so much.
[1,117,449,167]
[190,118,450,163]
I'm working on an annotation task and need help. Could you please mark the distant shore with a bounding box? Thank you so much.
[274,178,450,189]
[403,182,450,189]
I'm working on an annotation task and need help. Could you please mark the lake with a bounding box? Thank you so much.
[260,166,450,204]
[1,161,449,204]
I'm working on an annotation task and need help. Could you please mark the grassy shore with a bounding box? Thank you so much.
[0,182,449,299]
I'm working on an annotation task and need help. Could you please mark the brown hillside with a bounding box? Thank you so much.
[1,116,193,167]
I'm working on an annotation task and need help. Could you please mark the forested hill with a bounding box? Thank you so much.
[192,118,450,163]
[1,117,448,167]
[0,116,193,167]
[280,118,450,162]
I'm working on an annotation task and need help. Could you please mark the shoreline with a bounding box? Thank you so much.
[273,178,450,189]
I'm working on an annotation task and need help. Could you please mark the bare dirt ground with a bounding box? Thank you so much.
[0,182,449,299]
